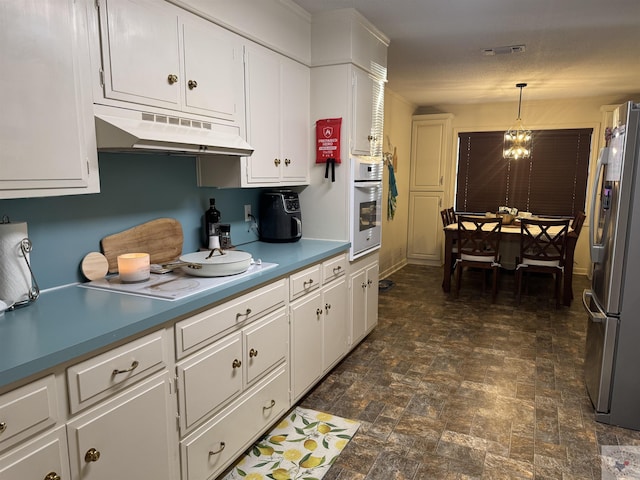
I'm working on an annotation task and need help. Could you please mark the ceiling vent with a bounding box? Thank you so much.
[482,44,526,56]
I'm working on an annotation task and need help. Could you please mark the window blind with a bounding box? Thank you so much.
[455,128,592,217]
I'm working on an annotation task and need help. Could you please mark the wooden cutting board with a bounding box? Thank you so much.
[101,218,184,273]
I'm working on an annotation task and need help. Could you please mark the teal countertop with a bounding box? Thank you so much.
[0,240,349,390]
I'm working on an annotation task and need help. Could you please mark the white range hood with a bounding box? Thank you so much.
[94,105,253,157]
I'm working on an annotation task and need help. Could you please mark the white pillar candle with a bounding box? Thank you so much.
[117,253,150,283]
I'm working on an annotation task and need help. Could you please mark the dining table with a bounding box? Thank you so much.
[442,220,577,306]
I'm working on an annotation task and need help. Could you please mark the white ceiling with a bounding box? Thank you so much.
[290,0,640,107]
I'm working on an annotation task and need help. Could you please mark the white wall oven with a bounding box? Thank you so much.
[350,156,383,260]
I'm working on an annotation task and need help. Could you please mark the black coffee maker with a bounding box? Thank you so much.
[259,190,302,242]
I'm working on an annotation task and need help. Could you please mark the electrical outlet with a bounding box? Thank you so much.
[244,204,251,222]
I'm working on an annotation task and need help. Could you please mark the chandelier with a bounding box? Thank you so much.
[503,83,532,159]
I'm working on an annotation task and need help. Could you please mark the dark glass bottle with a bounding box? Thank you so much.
[204,198,221,245]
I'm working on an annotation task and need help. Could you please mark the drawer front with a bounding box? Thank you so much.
[322,254,347,284]
[67,329,168,413]
[0,426,69,480]
[181,365,289,480]
[0,375,58,452]
[290,264,321,300]
[177,332,243,433]
[176,279,287,359]
[244,308,288,385]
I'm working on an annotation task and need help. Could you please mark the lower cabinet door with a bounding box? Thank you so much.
[323,278,348,370]
[244,308,288,385]
[181,365,289,480]
[290,291,323,401]
[0,426,69,480]
[66,372,178,480]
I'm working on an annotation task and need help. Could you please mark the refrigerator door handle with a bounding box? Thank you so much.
[583,289,607,323]
[589,147,609,264]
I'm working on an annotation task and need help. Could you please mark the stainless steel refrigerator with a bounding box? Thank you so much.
[584,101,640,429]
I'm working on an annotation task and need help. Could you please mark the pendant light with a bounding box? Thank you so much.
[503,83,532,160]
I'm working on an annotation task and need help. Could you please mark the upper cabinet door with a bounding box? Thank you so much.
[0,0,99,198]
[100,0,182,109]
[181,16,244,122]
[351,66,383,156]
[280,57,310,182]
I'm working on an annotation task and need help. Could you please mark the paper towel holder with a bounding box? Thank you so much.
[1,215,40,310]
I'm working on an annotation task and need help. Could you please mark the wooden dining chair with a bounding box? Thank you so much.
[441,208,452,227]
[515,217,570,308]
[447,207,456,224]
[571,211,586,237]
[454,215,502,302]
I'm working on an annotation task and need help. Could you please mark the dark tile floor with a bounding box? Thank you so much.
[300,265,640,479]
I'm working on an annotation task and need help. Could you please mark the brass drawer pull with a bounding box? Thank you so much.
[303,278,314,287]
[249,348,258,358]
[232,359,242,369]
[44,473,61,480]
[209,442,226,455]
[332,266,342,274]
[0,422,6,433]
[112,360,139,376]
[85,448,101,463]
[263,399,276,411]
[236,308,252,320]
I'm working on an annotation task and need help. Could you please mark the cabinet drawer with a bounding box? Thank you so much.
[67,329,168,413]
[290,264,321,300]
[0,426,69,480]
[244,309,288,385]
[181,365,288,480]
[176,279,286,358]
[0,375,58,453]
[322,254,347,284]
[176,333,243,433]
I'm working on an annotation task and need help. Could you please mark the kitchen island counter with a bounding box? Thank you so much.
[0,239,350,390]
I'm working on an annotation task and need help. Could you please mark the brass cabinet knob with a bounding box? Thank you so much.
[316,308,323,316]
[85,447,101,463]
[44,473,61,480]
[361,282,367,289]
[188,79,198,90]
[0,421,6,433]
[167,74,178,84]
[284,158,291,166]
[249,348,258,358]
[325,303,331,311]
[232,359,242,369]
[274,158,281,166]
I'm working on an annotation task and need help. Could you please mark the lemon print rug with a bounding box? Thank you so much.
[222,407,360,480]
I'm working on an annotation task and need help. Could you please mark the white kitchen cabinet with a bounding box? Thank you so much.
[198,42,310,188]
[244,44,310,185]
[180,365,288,480]
[410,114,453,191]
[175,307,287,434]
[407,114,454,266]
[290,255,349,401]
[323,277,348,370]
[0,374,59,454]
[352,66,384,157]
[0,426,70,480]
[94,0,244,125]
[350,253,379,346]
[0,0,99,198]
[67,372,179,480]
[290,290,324,401]
[407,191,445,265]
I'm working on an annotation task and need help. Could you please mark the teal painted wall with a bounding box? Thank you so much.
[0,153,263,289]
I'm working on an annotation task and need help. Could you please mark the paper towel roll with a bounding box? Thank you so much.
[0,221,31,305]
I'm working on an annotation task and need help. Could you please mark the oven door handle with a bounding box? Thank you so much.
[354,181,382,188]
